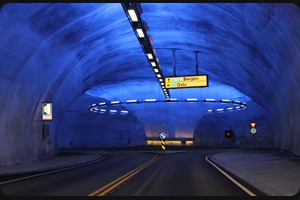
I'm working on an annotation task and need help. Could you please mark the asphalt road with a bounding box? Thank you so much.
[0,150,250,196]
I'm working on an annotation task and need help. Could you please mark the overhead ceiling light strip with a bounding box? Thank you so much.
[89,99,247,115]
[122,3,170,99]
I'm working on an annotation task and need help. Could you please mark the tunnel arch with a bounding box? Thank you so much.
[0,3,300,166]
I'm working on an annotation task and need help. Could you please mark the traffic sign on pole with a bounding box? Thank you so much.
[250,122,256,128]
[161,140,166,151]
[159,132,167,151]
[250,128,257,135]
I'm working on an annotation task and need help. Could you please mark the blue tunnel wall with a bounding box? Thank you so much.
[0,3,300,166]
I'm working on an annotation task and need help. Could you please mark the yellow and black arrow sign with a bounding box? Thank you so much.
[161,139,166,151]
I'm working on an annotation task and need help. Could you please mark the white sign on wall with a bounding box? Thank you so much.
[42,103,52,121]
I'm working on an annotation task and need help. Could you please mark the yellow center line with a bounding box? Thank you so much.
[88,155,160,196]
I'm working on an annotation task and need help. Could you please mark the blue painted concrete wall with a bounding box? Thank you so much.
[0,3,299,166]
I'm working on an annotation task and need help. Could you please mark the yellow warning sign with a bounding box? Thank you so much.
[164,75,208,89]
[161,140,166,151]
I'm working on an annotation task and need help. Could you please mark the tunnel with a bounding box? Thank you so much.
[0,2,300,168]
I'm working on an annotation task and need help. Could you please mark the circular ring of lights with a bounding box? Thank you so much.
[89,98,247,115]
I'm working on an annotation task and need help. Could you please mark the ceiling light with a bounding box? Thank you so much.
[136,28,145,38]
[147,53,153,59]
[220,99,230,103]
[167,98,177,102]
[154,68,159,73]
[186,98,198,102]
[126,100,138,103]
[157,74,161,78]
[151,62,156,67]
[233,101,241,105]
[204,98,215,102]
[128,9,138,22]
[145,99,157,102]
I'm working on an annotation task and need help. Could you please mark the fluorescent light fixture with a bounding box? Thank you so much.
[167,98,177,102]
[94,108,99,111]
[136,28,145,38]
[204,98,215,102]
[235,106,241,110]
[220,99,230,103]
[91,104,96,107]
[154,68,159,73]
[241,105,247,109]
[163,88,166,91]
[157,74,161,78]
[159,79,163,82]
[147,53,153,59]
[121,110,129,114]
[207,110,213,113]
[161,82,164,85]
[99,102,107,106]
[128,9,138,22]
[100,109,106,112]
[111,101,120,104]
[126,100,138,103]
[145,99,157,102]
[216,108,225,112]
[110,110,117,113]
[227,107,234,111]
[186,98,198,102]
[151,62,156,67]
[233,101,241,104]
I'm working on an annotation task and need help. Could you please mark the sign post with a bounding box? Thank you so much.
[159,132,167,151]
[250,122,257,149]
